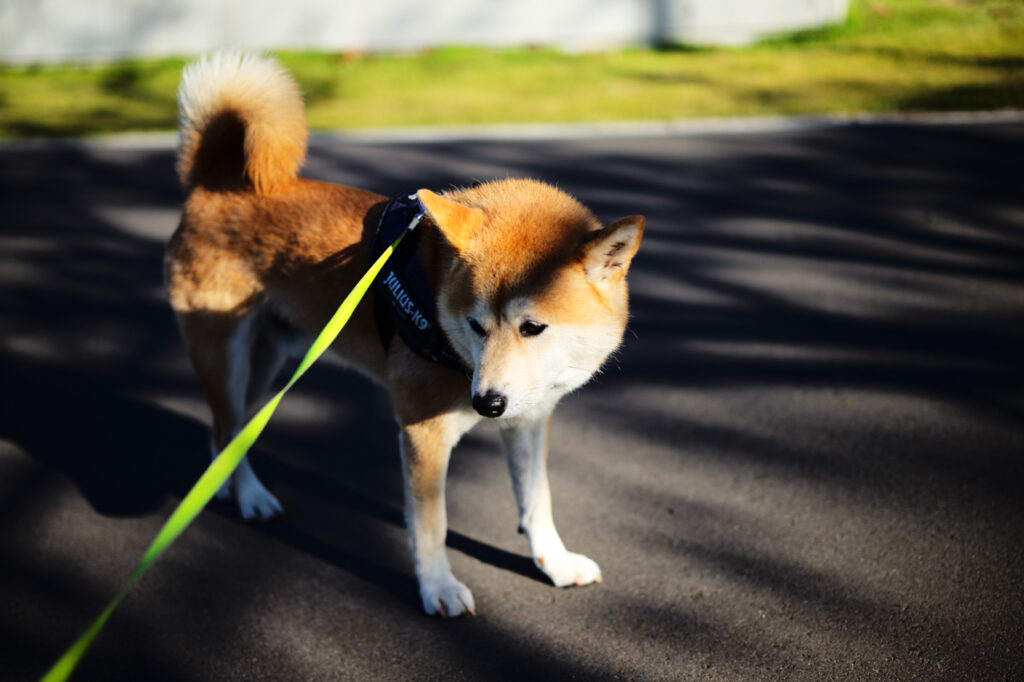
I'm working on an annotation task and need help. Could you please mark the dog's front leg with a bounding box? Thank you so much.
[500,415,602,588]
[400,418,475,617]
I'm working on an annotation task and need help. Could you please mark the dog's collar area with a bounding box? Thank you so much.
[370,193,471,375]
[404,195,425,232]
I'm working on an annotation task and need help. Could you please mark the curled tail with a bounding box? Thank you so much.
[176,52,307,195]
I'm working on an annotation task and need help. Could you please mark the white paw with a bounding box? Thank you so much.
[420,574,476,617]
[236,475,284,522]
[538,551,602,588]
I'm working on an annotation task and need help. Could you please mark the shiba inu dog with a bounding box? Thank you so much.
[165,52,644,617]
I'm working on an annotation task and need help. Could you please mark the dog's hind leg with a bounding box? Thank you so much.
[500,415,602,588]
[179,308,284,521]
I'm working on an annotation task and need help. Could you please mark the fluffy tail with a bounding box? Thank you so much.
[176,52,307,194]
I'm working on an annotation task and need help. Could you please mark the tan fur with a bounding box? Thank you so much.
[166,53,643,615]
[428,181,601,293]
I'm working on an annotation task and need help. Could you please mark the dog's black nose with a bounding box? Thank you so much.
[473,390,507,418]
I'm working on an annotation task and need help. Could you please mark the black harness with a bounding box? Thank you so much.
[369,193,470,374]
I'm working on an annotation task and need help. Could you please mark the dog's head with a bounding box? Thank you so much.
[419,180,643,420]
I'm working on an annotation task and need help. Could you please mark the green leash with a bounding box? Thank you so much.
[42,218,417,682]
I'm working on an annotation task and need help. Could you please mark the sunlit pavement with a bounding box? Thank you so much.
[2,120,1023,680]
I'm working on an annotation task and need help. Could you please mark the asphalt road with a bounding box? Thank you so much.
[2,120,1023,681]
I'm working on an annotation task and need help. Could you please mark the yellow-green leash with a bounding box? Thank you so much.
[42,213,419,682]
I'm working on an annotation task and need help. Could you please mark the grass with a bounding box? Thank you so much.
[0,0,1022,139]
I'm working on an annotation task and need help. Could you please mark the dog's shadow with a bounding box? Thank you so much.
[258,448,548,595]
[1,355,212,518]
[251,362,551,592]
[3,352,549,611]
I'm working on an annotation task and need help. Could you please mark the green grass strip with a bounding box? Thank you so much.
[41,228,409,682]
[4,1,1023,139]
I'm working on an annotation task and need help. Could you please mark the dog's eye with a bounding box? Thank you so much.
[519,321,548,337]
[467,317,487,337]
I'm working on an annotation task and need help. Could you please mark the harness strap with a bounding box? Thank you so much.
[370,193,470,374]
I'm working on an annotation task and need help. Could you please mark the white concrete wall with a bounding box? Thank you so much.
[668,0,850,45]
[0,0,849,64]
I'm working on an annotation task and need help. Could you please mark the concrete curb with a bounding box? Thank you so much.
[3,110,1024,151]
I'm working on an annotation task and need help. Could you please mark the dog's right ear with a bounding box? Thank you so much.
[417,189,483,252]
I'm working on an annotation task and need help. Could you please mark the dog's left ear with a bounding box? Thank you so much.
[417,189,483,252]
[579,216,645,285]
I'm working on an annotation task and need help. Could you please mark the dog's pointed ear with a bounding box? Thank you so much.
[579,216,645,285]
[417,189,483,252]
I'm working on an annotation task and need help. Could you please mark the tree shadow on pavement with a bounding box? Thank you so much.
[2,122,1024,679]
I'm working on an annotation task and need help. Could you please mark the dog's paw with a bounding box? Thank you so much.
[537,551,602,588]
[420,575,476,617]
[236,475,284,522]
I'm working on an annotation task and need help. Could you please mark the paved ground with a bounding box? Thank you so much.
[2,121,1023,681]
